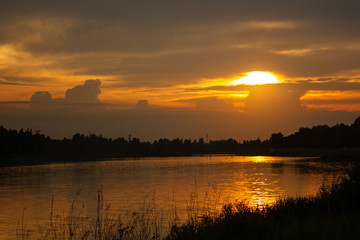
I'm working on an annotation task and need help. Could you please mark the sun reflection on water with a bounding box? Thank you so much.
[224,156,288,208]
[0,155,352,240]
[253,156,266,162]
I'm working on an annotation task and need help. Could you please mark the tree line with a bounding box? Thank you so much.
[1,117,360,164]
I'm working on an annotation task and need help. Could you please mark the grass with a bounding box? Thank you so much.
[17,187,163,240]
[17,169,360,240]
[167,170,360,240]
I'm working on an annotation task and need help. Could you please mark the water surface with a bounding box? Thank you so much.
[0,155,352,239]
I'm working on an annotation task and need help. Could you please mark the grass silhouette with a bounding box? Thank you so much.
[17,167,360,240]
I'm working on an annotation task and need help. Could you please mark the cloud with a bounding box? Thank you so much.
[0,1,359,92]
[2,80,359,142]
[300,90,360,112]
[2,0,360,141]
[176,97,236,111]
[0,79,27,85]
[271,48,313,56]
[65,79,101,103]
[1,1,360,88]
[245,21,300,30]
[243,84,305,118]
[30,91,53,102]
[135,99,149,110]
[29,91,53,109]
[196,97,235,111]
[28,79,103,111]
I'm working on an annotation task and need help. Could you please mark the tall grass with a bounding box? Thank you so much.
[167,170,360,240]
[17,187,163,240]
[18,170,360,240]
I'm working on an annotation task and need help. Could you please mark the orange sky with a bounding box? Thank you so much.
[1,1,360,140]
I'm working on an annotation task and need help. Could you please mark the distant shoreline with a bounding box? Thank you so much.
[2,117,360,167]
[1,148,358,168]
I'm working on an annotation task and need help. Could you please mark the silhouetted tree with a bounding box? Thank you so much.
[269,132,284,148]
[2,116,360,166]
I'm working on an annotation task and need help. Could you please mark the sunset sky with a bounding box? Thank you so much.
[1,0,360,141]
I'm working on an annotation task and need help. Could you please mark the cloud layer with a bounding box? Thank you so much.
[1,1,360,140]
[1,0,360,87]
[29,79,103,110]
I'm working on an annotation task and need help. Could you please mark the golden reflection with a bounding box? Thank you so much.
[247,156,268,163]
[229,71,280,85]
[253,156,266,162]
[246,191,278,208]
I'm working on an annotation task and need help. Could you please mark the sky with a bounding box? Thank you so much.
[1,0,360,141]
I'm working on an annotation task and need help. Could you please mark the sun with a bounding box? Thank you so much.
[230,71,280,85]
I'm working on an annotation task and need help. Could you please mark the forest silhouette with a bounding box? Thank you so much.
[1,116,360,166]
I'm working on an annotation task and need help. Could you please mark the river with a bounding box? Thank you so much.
[0,155,352,239]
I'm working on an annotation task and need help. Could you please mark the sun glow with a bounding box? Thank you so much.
[230,71,280,85]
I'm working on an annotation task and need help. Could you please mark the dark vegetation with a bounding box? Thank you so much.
[18,166,360,240]
[8,117,360,239]
[166,168,360,240]
[1,117,360,166]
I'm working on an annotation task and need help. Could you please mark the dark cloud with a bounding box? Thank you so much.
[1,0,360,140]
[0,80,23,85]
[202,81,360,93]
[29,91,53,109]
[0,101,29,104]
[65,79,101,103]
[296,82,360,91]
[28,80,103,111]
[1,102,358,142]
[302,98,360,105]
[192,97,235,111]
[135,100,149,110]
[30,91,52,102]
[0,76,46,85]
[2,78,360,141]
[2,1,359,23]
[1,1,360,87]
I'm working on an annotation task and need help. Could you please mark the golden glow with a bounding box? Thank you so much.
[246,20,300,30]
[4,43,358,113]
[253,156,266,162]
[0,44,113,103]
[301,90,360,100]
[271,48,313,56]
[246,156,280,163]
[230,71,280,85]
[0,44,250,110]
[300,90,360,112]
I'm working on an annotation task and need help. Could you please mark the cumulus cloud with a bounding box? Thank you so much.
[30,91,53,102]
[65,79,101,103]
[2,0,360,141]
[4,81,358,141]
[29,79,103,111]
[135,99,149,110]
[29,91,53,109]
[243,84,305,118]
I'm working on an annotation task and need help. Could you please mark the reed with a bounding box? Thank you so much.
[17,187,163,240]
[166,170,360,240]
[18,169,360,240]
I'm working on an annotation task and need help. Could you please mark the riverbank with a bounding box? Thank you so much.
[167,167,360,240]
[15,164,360,240]
[2,118,360,167]
[2,147,360,168]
